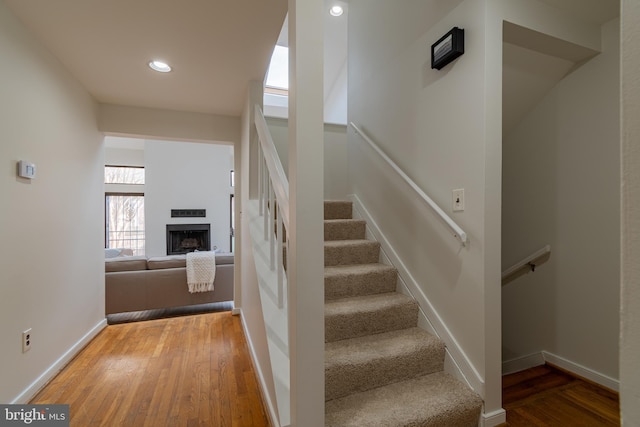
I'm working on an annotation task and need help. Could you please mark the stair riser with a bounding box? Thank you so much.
[326,344,445,401]
[322,200,482,426]
[324,221,366,241]
[325,302,419,342]
[324,201,353,220]
[325,242,380,266]
[325,268,397,300]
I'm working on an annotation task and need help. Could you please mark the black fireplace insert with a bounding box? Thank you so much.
[166,224,211,255]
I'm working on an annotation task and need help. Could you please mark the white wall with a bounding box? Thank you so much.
[621,0,640,423]
[144,140,234,256]
[99,103,240,144]
[238,81,281,424]
[0,1,105,403]
[104,138,234,257]
[104,140,144,167]
[266,117,349,200]
[347,0,497,410]
[502,18,620,382]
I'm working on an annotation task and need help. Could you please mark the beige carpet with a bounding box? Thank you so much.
[323,200,482,426]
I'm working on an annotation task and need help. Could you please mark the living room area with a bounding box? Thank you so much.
[103,136,236,318]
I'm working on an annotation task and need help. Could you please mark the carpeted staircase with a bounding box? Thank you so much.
[323,200,483,427]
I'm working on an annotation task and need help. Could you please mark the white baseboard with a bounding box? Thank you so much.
[349,194,484,397]
[12,319,107,404]
[481,409,507,426]
[231,307,241,315]
[238,309,282,427]
[502,352,545,376]
[542,351,619,392]
[502,350,619,392]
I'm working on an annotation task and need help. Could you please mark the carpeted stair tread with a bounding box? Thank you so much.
[325,292,418,342]
[325,327,445,400]
[325,371,483,427]
[325,219,367,241]
[324,200,353,220]
[325,263,398,300]
[325,240,380,266]
[321,200,483,424]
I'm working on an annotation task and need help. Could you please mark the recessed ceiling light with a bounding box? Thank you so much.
[148,60,172,73]
[329,5,343,16]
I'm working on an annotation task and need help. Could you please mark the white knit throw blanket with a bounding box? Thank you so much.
[186,251,216,293]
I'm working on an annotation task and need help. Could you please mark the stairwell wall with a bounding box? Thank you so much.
[502,18,620,384]
[620,0,640,423]
[236,81,281,424]
[266,116,349,200]
[347,0,498,413]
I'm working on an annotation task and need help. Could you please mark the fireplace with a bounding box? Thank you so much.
[166,224,211,255]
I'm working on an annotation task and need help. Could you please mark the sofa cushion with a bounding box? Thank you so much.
[215,253,234,265]
[105,255,148,272]
[146,253,234,269]
[147,255,187,270]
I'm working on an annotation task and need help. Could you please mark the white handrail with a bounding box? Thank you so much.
[502,245,551,286]
[254,105,289,308]
[349,122,468,245]
[255,105,290,229]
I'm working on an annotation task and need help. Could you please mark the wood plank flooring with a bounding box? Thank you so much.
[30,312,270,427]
[501,364,620,426]
[31,310,622,427]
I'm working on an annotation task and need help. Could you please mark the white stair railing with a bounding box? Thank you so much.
[249,104,292,426]
[255,104,289,308]
[502,245,551,286]
[350,122,468,245]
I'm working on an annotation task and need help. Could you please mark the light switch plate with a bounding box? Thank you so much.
[452,188,464,212]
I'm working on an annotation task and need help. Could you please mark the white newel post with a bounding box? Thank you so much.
[287,0,325,425]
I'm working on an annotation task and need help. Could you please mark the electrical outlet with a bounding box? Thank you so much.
[452,188,465,212]
[22,329,32,353]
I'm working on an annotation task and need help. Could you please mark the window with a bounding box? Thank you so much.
[265,45,289,94]
[105,166,145,256]
[105,166,145,184]
[105,194,145,256]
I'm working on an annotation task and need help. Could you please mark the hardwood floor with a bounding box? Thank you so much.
[30,312,621,427]
[501,364,620,426]
[30,311,270,427]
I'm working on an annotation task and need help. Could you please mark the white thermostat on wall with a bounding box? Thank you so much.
[18,160,36,179]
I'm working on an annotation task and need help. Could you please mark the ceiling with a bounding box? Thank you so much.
[5,0,618,126]
[537,0,619,24]
[4,0,288,117]
[503,0,620,135]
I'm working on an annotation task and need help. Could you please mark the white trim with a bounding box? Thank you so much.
[502,350,620,392]
[231,307,241,316]
[349,194,484,396]
[502,352,545,375]
[542,351,620,392]
[349,123,467,244]
[238,309,283,427]
[11,319,107,404]
[481,409,507,427]
[254,105,289,228]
